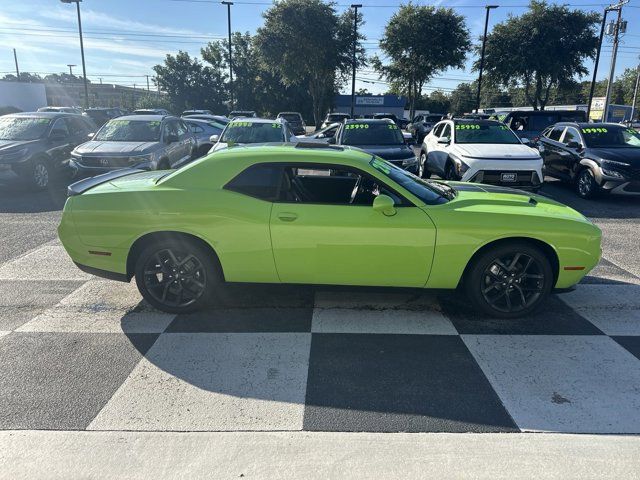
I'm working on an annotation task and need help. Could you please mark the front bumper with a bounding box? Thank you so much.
[70,158,154,177]
[459,158,544,190]
[592,165,640,195]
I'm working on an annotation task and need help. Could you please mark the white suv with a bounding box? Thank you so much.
[419,119,544,191]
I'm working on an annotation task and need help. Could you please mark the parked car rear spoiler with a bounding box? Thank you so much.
[67,168,144,196]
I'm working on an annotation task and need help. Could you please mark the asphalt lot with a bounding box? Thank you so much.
[1,166,640,476]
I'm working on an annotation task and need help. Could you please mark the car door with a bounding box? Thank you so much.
[427,122,451,176]
[176,120,193,160]
[46,118,74,167]
[162,120,182,165]
[539,126,566,179]
[557,126,584,179]
[269,163,436,287]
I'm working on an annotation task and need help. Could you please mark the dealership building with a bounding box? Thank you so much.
[332,94,407,119]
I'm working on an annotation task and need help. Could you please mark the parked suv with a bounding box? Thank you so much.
[408,114,445,143]
[0,112,95,188]
[277,112,306,136]
[83,108,121,128]
[321,112,350,129]
[502,110,587,141]
[229,110,257,119]
[209,117,297,153]
[538,122,640,199]
[332,118,418,173]
[70,115,197,176]
[420,118,543,190]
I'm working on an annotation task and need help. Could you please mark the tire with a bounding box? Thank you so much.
[134,238,223,314]
[464,241,553,319]
[18,158,53,190]
[575,168,599,199]
[419,151,431,179]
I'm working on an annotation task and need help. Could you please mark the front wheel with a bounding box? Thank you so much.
[134,239,222,314]
[16,158,53,189]
[575,168,599,199]
[464,242,553,318]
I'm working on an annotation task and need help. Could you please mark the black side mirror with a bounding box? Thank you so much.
[166,133,179,144]
[567,141,582,150]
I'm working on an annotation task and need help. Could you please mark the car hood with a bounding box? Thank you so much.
[585,147,640,166]
[0,139,39,153]
[445,182,589,222]
[351,144,414,161]
[453,143,540,160]
[74,140,158,156]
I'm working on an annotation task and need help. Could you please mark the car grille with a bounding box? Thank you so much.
[78,156,130,168]
[471,170,541,188]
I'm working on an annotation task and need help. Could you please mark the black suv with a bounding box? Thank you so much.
[277,112,306,136]
[332,118,417,173]
[0,112,95,188]
[502,110,587,142]
[537,122,640,199]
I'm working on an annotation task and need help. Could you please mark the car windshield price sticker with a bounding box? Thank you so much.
[582,127,608,134]
[388,124,398,130]
[345,124,369,130]
[455,124,480,130]
[229,122,252,128]
[370,158,391,174]
[272,123,282,128]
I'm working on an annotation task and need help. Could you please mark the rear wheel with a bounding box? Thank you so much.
[575,168,599,199]
[134,238,222,314]
[16,158,54,190]
[464,242,553,318]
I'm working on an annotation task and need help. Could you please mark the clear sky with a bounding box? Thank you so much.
[1,0,639,97]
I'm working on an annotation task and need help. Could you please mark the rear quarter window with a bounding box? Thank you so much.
[224,164,282,201]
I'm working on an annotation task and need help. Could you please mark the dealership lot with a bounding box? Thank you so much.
[0,171,640,439]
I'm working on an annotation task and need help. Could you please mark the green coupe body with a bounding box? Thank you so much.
[58,144,601,316]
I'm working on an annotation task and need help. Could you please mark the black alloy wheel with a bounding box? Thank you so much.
[135,239,222,313]
[465,242,552,318]
[444,162,458,181]
[576,168,599,199]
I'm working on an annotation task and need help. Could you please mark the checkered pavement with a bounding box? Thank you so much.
[1,242,640,434]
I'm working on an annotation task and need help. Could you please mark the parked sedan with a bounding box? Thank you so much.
[0,112,94,188]
[182,118,224,156]
[420,119,543,191]
[538,122,640,199]
[209,117,297,153]
[59,143,601,318]
[37,106,82,115]
[70,115,197,176]
[332,118,418,173]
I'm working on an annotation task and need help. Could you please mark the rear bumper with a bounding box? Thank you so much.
[74,262,129,282]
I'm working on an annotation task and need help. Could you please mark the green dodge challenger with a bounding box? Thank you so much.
[58,143,601,318]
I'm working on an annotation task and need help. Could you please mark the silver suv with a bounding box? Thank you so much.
[70,115,197,176]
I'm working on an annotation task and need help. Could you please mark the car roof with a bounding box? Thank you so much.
[553,122,625,128]
[506,110,582,116]
[116,114,170,121]
[8,111,76,119]
[344,118,394,124]
[452,118,500,125]
[208,143,371,161]
[229,117,283,124]
[278,112,301,115]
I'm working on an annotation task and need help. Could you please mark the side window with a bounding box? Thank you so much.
[510,116,529,131]
[432,123,444,137]
[188,123,204,134]
[548,126,565,142]
[413,115,423,123]
[562,127,581,145]
[441,123,452,139]
[225,164,282,202]
[176,121,188,137]
[51,118,70,136]
[280,164,405,206]
[66,117,87,136]
[162,121,172,140]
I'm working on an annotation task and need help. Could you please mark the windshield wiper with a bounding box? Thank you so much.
[428,180,456,200]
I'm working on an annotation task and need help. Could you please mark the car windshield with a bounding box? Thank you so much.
[94,119,161,142]
[0,117,51,140]
[425,115,443,122]
[279,114,301,123]
[454,123,521,144]
[581,126,640,148]
[369,157,450,204]
[220,121,284,143]
[342,122,404,146]
[327,114,349,122]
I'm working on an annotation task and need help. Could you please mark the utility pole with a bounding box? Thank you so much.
[222,1,234,110]
[61,0,90,109]
[350,4,362,118]
[475,5,499,113]
[586,6,611,120]
[67,64,76,76]
[631,59,640,122]
[13,49,19,79]
[603,0,628,123]
[146,75,150,92]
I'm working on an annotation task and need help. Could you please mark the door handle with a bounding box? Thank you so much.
[277,212,298,222]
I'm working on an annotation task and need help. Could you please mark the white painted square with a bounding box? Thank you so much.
[463,335,640,433]
[0,246,92,281]
[17,281,173,334]
[560,285,640,335]
[0,331,10,341]
[312,291,456,335]
[88,333,311,431]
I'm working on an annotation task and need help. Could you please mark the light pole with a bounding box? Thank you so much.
[631,59,640,122]
[603,1,628,123]
[222,1,234,110]
[475,5,498,113]
[67,64,76,76]
[350,4,362,119]
[586,5,612,120]
[13,49,19,79]
[61,0,89,109]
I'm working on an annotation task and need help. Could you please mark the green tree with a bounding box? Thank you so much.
[1,72,43,83]
[478,1,599,110]
[255,0,365,127]
[449,83,475,115]
[373,3,470,119]
[153,51,226,114]
[43,73,90,84]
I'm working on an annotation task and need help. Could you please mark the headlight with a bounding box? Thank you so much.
[602,159,630,168]
[0,147,28,162]
[402,156,418,166]
[601,160,629,179]
[601,168,624,179]
[128,153,154,164]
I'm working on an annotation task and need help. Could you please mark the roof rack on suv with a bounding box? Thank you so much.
[294,142,344,150]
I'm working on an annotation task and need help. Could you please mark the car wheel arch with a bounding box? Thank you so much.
[458,236,559,289]
[126,230,224,281]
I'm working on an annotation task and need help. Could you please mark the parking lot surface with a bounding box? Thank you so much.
[1,169,640,442]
